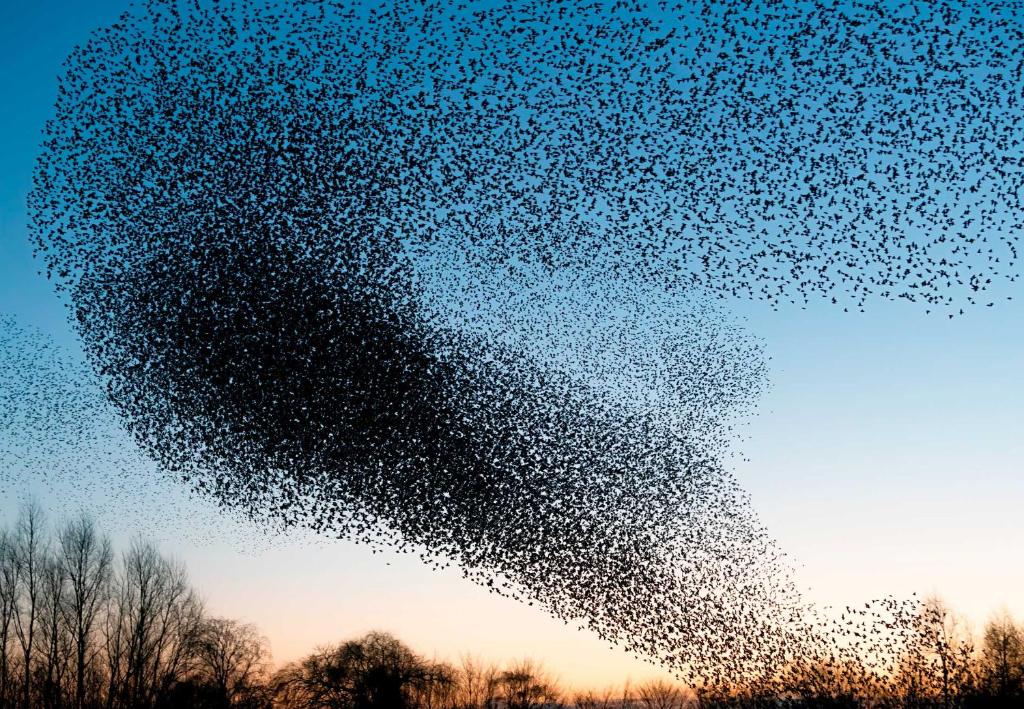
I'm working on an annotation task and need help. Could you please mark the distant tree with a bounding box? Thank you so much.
[413,659,457,709]
[452,655,499,709]
[572,686,616,709]
[635,679,690,709]
[495,659,562,709]
[191,617,271,708]
[892,595,977,709]
[272,631,450,709]
[786,658,871,708]
[979,611,1023,702]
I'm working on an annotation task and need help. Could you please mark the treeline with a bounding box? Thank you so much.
[2,506,1023,709]
[0,503,268,709]
[696,594,1024,709]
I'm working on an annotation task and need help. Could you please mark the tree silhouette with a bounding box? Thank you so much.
[635,679,689,709]
[272,631,453,709]
[57,514,113,709]
[495,659,562,709]
[190,617,271,708]
[980,611,1024,705]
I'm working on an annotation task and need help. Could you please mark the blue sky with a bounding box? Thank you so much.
[1,0,1022,690]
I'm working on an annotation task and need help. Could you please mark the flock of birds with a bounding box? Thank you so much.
[19,0,1024,690]
[0,318,278,545]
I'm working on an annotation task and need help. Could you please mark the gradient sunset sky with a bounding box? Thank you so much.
[1,0,1022,692]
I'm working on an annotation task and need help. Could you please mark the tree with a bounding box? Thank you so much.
[0,511,281,709]
[13,501,47,708]
[37,554,70,709]
[412,660,456,709]
[980,611,1023,702]
[272,631,451,709]
[451,656,499,709]
[635,679,690,709]
[892,595,977,709]
[58,513,114,709]
[573,685,626,709]
[106,539,204,709]
[0,526,19,707]
[495,659,562,709]
[192,617,270,708]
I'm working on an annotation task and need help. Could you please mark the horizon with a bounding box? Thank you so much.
[0,501,1019,698]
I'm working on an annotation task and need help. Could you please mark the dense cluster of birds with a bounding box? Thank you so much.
[26,0,1023,686]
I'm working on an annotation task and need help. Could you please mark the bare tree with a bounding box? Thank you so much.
[495,659,562,709]
[573,686,621,709]
[192,617,270,707]
[37,555,70,709]
[892,595,977,709]
[414,659,457,709]
[980,610,1023,701]
[0,526,20,707]
[452,656,499,709]
[102,566,134,709]
[58,514,113,709]
[107,539,204,709]
[635,679,689,709]
[13,501,47,708]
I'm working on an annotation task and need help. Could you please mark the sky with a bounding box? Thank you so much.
[1,0,1023,692]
